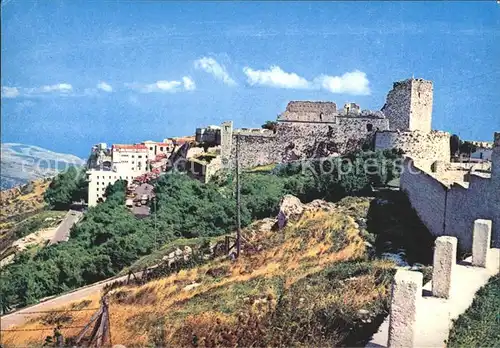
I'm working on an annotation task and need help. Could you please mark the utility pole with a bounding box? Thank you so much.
[235,133,241,258]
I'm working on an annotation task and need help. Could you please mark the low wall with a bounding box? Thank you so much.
[445,175,500,250]
[400,158,447,239]
[401,158,500,251]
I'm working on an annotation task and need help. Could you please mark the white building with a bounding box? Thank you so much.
[142,140,174,160]
[111,144,150,173]
[87,168,140,207]
[471,147,493,161]
[87,142,169,207]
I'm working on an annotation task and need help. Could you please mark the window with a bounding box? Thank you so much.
[138,155,142,158]
[132,161,134,164]
[418,92,421,98]
[150,147,153,151]
[97,182,99,185]
[102,182,105,186]
[366,124,373,132]
[96,188,99,191]
[132,155,135,158]
[109,176,111,179]
[160,146,164,151]
[97,176,99,179]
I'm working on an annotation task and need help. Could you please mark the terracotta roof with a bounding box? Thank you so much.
[112,144,148,151]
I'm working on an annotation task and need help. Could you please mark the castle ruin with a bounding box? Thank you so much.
[219,77,450,171]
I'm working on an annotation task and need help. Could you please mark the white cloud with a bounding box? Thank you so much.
[194,57,236,86]
[97,81,113,92]
[183,76,196,91]
[313,70,370,95]
[127,76,195,93]
[40,83,73,93]
[243,66,310,89]
[243,66,370,95]
[1,86,20,98]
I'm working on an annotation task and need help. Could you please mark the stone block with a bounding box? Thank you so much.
[432,236,457,298]
[472,219,492,268]
[388,269,422,348]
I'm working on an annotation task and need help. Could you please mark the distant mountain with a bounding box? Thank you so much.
[1,143,85,190]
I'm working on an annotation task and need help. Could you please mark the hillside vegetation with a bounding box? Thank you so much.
[0,179,51,253]
[2,197,397,347]
[447,274,500,347]
[0,149,405,311]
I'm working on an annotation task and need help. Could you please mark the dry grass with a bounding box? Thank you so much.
[2,197,395,347]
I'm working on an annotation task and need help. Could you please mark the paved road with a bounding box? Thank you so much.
[132,183,153,217]
[48,210,83,245]
[0,272,134,330]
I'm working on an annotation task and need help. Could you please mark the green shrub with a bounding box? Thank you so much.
[447,274,500,347]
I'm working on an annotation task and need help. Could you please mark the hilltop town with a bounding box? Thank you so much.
[83,77,499,251]
[1,77,498,347]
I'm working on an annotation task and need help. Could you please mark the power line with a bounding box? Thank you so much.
[1,325,86,332]
[7,308,100,315]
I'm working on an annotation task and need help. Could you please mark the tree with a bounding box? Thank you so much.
[261,121,278,133]
[450,134,461,158]
[459,141,478,159]
[44,167,88,209]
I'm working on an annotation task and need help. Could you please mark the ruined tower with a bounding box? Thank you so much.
[382,78,433,133]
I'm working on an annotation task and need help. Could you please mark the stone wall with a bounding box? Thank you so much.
[401,133,500,252]
[230,133,279,168]
[278,111,337,123]
[225,115,389,169]
[285,101,337,113]
[220,121,233,167]
[279,101,338,123]
[400,158,448,239]
[382,80,412,131]
[375,130,450,171]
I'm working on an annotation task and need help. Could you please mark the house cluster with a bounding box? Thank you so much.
[86,137,194,206]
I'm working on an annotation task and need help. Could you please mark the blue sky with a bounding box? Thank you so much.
[2,1,499,158]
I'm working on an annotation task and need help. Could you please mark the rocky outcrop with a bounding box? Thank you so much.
[277,195,304,229]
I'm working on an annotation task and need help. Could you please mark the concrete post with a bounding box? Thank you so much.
[388,269,422,348]
[432,236,457,299]
[472,219,492,268]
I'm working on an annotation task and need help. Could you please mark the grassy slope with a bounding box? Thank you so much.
[0,179,58,253]
[447,274,500,347]
[2,197,397,347]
